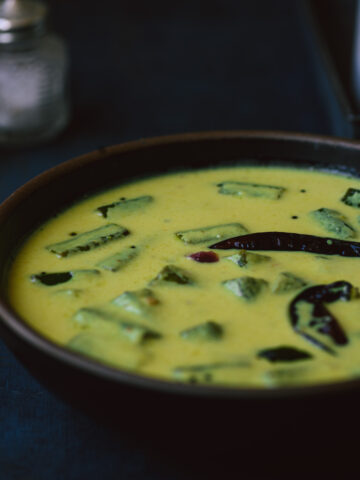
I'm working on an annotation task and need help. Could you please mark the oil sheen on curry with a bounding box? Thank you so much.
[8,166,360,388]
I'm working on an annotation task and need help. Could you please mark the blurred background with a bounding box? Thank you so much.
[0,0,358,478]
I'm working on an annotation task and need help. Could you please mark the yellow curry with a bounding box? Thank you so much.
[8,166,360,388]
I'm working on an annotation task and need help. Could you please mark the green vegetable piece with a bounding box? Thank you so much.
[30,269,100,286]
[46,224,130,257]
[73,308,161,344]
[54,288,83,298]
[222,276,268,301]
[172,360,250,383]
[118,320,161,343]
[176,223,248,245]
[257,346,313,363]
[262,367,307,387]
[272,272,307,294]
[112,288,159,316]
[218,181,285,199]
[309,208,356,239]
[96,195,153,219]
[97,246,138,272]
[226,250,271,268]
[72,269,100,280]
[31,271,72,286]
[180,321,223,341]
[150,265,192,285]
[341,188,360,208]
[73,307,105,326]
[67,332,147,370]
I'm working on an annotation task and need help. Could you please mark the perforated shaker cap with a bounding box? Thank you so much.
[0,0,47,42]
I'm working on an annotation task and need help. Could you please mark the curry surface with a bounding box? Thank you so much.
[8,166,360,387]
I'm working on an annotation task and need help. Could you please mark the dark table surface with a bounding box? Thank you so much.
[0,1,343,478]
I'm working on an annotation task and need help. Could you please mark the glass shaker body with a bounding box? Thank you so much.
[0,31,69,146]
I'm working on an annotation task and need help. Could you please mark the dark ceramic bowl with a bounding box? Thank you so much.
[1,131,360,460]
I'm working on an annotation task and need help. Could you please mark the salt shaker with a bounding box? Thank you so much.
[0,0,69,146]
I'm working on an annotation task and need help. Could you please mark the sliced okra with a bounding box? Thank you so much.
[262,367,308,387]
[176,223,248,245]
[341,188,360,208]
[112,288,159,316]
[150,265,192,285]
[54,288,83,298]
[226,250,271,268]
[30,269,100,286]
[222,276,268,301]
[31,271,72,286]
[257,346,313,363]
[67,332,147,369]
[119,320,161,343]
[97,246,138,272]
[309,208,356,239]
[180,321,223,341]
[218,181,285,199]
[46,224,130,257]
[172,359,250,383]
[73,307,161,344]
[73,307,116,327]
[272,272,307,294]
[96,195,153,219]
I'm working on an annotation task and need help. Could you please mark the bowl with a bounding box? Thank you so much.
[1,131,360,458]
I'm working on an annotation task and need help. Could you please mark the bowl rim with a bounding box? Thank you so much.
[2,129,360,400]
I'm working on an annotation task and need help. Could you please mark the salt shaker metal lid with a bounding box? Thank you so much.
[0,0,47,43]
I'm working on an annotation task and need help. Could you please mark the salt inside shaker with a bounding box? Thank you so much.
[0,0,69,146]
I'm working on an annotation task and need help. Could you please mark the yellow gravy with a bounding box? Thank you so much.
[8,166,360,388]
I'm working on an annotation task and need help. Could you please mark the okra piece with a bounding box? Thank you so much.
[341,188,360,208]
[73,307,115,328]
[46,224,130,258]
[257,346,313,363]
[150,265,192,285]
[218,181,285,200]
[180,321,223,341]
[272,272,307,294]
[96,195,153,219]
[262,367,307,387]
[176,223,248,245]
[54,288,83,298]
[97,246,138,272]
[112,288,159,316]
[226,250,271,268]
[172,359,250,383]
[210,231,360,257]
[30,269,100,286]
[73,308,161,344]
[309,208,355,239]
[289,281,355,354]
[31,271,72,286]
[67,332,147,369]
[118,320,161,343]
[222,276,268,301]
